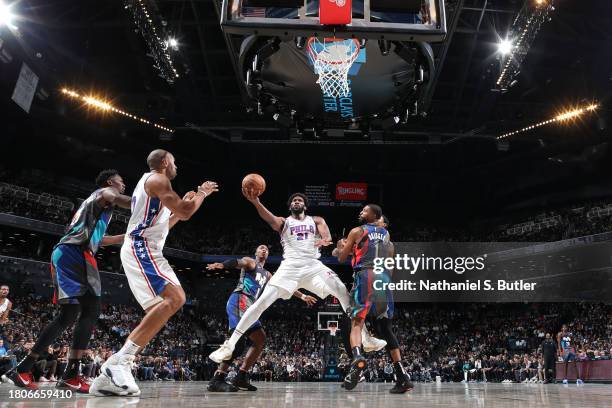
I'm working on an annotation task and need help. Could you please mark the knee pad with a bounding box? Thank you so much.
[374,317,399,351]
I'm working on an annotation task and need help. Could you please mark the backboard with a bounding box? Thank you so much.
[221,0,447,41]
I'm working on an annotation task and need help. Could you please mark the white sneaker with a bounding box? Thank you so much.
[362,328,387,353]
[90,373,136,396]
[39,376,50,382]
[99,354,140,395]
[209,340,235,364]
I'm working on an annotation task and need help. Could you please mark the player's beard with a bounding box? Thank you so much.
[290,205,304,216]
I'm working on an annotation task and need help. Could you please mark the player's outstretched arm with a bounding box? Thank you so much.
[148,175,218,221]
[168,191,197,229]
[242,188,284,232]
[313,216,332,247]
[336,227,362,262]
[207,257,257,271]
[100,235,125,246]
[100,188,132,209]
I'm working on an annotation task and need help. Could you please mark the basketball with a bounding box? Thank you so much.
[242,173,266,196]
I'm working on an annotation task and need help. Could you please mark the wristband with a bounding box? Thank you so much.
[222,259,239,269]
[196,187,208,197]
[300,293,307,300]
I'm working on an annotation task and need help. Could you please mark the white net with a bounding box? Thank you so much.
[308,38,361,98]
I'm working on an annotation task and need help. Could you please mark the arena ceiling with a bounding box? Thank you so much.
[1,0,610,147]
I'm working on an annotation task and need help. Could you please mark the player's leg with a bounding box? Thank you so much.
[307,263,386,353]
[562,352,569,384]
[56,294,100,393]
[232,327,265,391]
[3,303,79,389]
[209,293,251,392]
[373,317,413,393]
[3,245,84,390]
[92,241,183,396]
[210,261,297,363]
[343,268,379,390]
[209,284,288,363]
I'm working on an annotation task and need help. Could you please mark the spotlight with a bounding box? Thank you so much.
[0,1,15,28]
[168,37,178,50]
[498,39,513,55]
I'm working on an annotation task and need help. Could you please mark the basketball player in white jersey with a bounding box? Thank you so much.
[90,149,218,396]
[0,285,12,325]
[209,191,385,364]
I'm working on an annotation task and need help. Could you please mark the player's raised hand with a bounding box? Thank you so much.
[199,181,219,196]
[242,187,260,202]
[182,191,196,201]
[315,238,333,248]
[301,295,318,306]
[206,263,224,270]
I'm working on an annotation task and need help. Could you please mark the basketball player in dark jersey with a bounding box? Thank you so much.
[2,170,131,392]
[206,245,317,392]
[557,324,583,385]
[334,204,395,390]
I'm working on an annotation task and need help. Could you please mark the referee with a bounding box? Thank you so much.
[541,333,557,383]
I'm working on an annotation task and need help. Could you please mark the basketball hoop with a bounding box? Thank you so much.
[307,37,361,98]
[329,326,338,336]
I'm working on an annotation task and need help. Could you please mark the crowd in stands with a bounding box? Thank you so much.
[4,180,612,258]
[1,176,612,385]
[1,291,609,384]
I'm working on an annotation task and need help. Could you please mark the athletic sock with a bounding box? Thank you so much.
[115,339,140,357]
[63,359,81,379]
[228,330,243,349]
[17,355,38,373]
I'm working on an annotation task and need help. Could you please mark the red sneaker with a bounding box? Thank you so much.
[56,376,90,393]
[2,371,38,390]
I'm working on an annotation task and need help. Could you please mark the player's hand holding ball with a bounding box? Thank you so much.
[241,173,266,202]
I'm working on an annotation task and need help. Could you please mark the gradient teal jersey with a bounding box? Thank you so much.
[59,188,113,254]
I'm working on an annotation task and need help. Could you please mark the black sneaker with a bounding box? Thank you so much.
[232,371,257,391]
[343,356,367,391]
[390,378,414,394]
[207,377,238,392]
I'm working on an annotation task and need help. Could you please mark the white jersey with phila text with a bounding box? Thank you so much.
[280,215,320,260]
[125,172,172,248]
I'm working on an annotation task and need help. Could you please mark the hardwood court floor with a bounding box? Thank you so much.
[1,381,611,407]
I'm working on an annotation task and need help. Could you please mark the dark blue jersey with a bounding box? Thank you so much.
[232,261,271,299]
